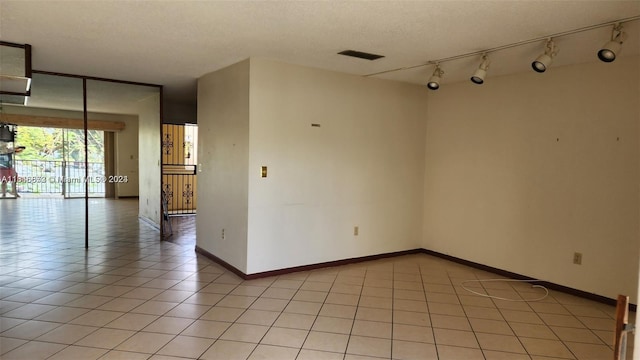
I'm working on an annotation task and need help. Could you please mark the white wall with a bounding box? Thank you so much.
[196,60,250,273]
[246,59,428,274]
[196,56,639,304]
[423,56,640,302]
[138,93,162,226]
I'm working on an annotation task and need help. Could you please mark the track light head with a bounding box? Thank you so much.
[532,54,552,72]
[598,24,626,62]
[427,65,444,90]
[470,54,490,85]
[598,41,622,62]
[532,38,558,73]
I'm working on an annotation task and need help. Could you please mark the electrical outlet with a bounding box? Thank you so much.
[222,229,225,240]
[354,226,359,236]
[573,252,582,265]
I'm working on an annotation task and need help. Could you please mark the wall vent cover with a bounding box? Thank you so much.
[338,50,385,61]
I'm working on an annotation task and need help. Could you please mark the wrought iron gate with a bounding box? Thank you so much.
[162,124,197,215]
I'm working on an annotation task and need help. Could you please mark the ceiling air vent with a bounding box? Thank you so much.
[338,50,385,61]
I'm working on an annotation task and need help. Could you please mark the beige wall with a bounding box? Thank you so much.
[423,56,640,302]
[246,58,428,274]
[196,60,250,273]
[196,58,428,274]
[113,114,139,197]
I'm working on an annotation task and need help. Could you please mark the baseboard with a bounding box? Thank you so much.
[419,249,637,311]
[194,246,423,280]
[194,245,636,311]
[194,246,247,279]
[245,249,424,280]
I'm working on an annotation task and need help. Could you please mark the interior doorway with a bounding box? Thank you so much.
[162,123,197,244]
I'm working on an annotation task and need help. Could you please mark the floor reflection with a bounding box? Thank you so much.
[164,215,196,246]
[0,198,195,254]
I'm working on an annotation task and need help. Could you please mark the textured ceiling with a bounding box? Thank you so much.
[1,1,639,107]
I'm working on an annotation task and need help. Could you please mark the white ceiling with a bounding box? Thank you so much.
[1,1,639,107]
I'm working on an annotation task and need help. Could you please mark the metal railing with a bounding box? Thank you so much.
[162,164,197,215]
[161,124,197,216]
[12,159,105,196]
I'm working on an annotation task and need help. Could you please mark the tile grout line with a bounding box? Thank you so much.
[84,252,221,359]
[340,267,365,360]
[417,260,440,360]
[92,253,221,358]
[488,276,537,360]
[449,268,488,359]
[291,270,340,360]
[241,272,311,360]
[194,275,259,359]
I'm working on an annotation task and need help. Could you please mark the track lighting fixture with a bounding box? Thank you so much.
[427,65,444,90]
[470,54,490,84]
[532,38,558,73]
[598,23,626,62]
[364,16,639,87]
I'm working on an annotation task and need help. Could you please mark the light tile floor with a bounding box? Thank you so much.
[0,198,635,359]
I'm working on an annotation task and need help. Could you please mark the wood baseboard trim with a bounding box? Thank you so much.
[193,245,635,311]
[420,249,637,311]
[244,249,424,280]
[194,246,248,280]
[194,246,423,280]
